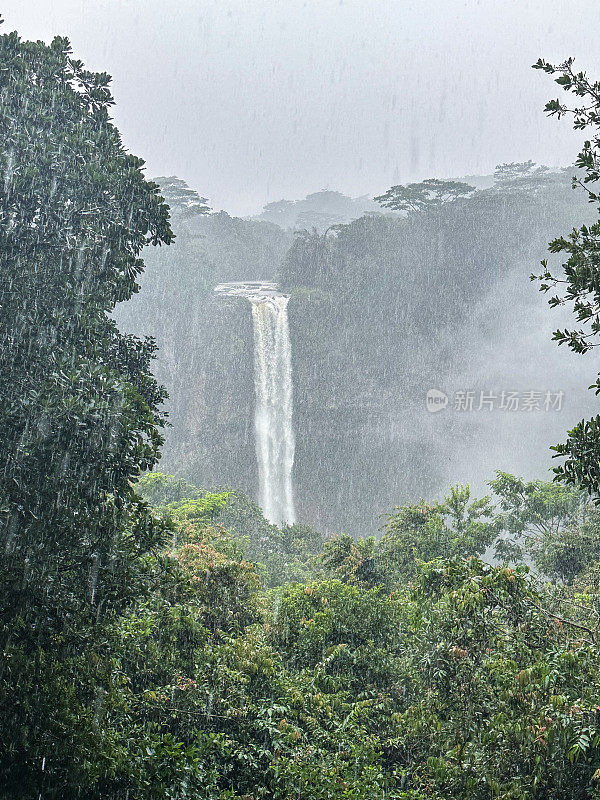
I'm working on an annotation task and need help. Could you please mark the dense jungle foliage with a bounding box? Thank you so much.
[4,20,600,800]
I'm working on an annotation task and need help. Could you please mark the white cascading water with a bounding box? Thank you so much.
[214,282,296,525]
[250,295,296,525]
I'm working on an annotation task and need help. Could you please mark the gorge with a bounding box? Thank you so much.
[115,173,599,537]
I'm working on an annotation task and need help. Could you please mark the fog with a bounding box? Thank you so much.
[4,0,600,214]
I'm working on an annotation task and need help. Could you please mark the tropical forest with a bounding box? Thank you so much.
[3,3,600,798]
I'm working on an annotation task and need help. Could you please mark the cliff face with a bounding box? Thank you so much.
[117,174,599,537]
[114,183,293,498]
[282,174,597,535]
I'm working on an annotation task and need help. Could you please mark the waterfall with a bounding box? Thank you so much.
[251,296,296,525]
[214,282,296,525]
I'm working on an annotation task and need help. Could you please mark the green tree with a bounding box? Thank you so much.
[494,160,550,184]
[537,506,600,583]
[533,58,600,494]
[394,558,600,799]
[320,533,381,585]
[379,485,499,585]
[137,471,203,505]
[374,177,475,214]
[138,472,325,587]
[0,28,173,616]
[153,175,211,219]
[489,471,587,580]
[0,27,172,795]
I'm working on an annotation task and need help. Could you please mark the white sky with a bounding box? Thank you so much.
[4,0,600,215]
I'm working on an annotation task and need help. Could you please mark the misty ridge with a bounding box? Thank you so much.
[5,3,600,799]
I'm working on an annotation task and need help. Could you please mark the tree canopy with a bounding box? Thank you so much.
[0,28,173,794]
[532,58,600,494]
[374,177,476,214]
[494,160,550,184]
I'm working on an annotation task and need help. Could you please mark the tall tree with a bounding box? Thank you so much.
[153,175,211,219]
[533,58,600,494]
[374,177,475,214]
[0,26,173,793]
[494,160,550,184]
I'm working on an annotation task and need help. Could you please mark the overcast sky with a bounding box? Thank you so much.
[4,0,600,215]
